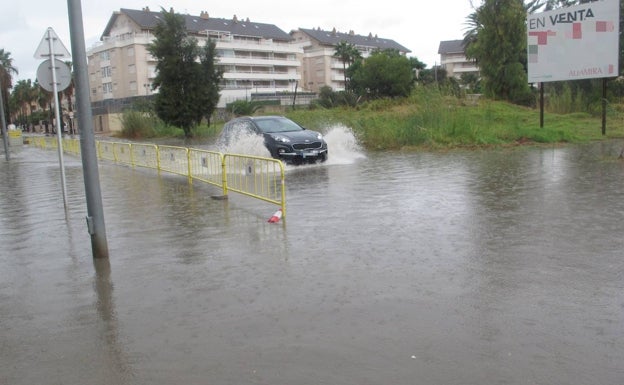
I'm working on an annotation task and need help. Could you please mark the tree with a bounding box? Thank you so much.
[464,0,532,105]
[148,8,223,137]
[0,49,18,124]
[333,41,362,90]
[58,61,75,133]
[35,81,53,133]
[195,39,223,126]
[409,56,427,83]
[417,65,448,85]
[460,73,482,93]
[11,79,37,126]
[349,49,414,99]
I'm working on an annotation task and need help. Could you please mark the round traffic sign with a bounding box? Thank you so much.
[37,59,71,92]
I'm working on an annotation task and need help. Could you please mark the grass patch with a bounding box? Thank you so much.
[119,86,624,150]
[286,88,624,150]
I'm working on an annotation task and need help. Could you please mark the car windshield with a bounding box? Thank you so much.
[254,117,303,133]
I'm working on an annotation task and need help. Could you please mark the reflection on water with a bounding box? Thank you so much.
[1,140,623,385]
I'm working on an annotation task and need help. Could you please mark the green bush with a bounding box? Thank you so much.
[120,110,159,139]
[226,100,263,116]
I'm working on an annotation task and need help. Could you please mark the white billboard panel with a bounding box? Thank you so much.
[527,0,620,83]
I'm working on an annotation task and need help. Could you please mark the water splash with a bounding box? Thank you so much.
[217,131,271,158]
[322,124,366,165]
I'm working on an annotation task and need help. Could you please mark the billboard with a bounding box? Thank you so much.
[527,0,620,83]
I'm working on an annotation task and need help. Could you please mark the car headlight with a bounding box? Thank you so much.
[316,133,323,140]
[272,135,290,143]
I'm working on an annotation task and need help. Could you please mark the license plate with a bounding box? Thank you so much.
[302,150,318,158]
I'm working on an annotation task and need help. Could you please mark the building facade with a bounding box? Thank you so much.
[437,39,479,79]
[86,8,413,132]
[87,8,302,131]
[291,28,411,93]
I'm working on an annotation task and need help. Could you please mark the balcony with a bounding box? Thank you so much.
[223,71,300,81]
[218,56,299,67]
[209,38,302,55]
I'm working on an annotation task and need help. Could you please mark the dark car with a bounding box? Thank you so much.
[219,115,328,164]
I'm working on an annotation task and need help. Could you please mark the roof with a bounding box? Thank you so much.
[438,40,466,54]
[297,28,411,53]
[101,8,293,42]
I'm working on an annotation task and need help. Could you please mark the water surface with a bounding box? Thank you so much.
[1,136,623,385]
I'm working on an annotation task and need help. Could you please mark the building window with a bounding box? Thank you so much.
[100,51,110,61]
[103,82,113,94]
[128,64,136,74]
[102,66,112,78]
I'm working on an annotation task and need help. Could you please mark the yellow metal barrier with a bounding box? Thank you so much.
[131,143,159,169]
[113,142,133,165]
[25,135,286,215]
[28,136,46,149]
[41,136,57,149]
[188,149,224,190]
[223,153,286,216]
[98,141,116,162]
[158,145,190,178]
[62,138,81,155]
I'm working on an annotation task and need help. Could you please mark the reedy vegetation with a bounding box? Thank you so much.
[286,86,624,150]
[119,84,624,150]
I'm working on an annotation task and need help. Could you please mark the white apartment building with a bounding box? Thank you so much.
[87,8,302,132]
[291,28,411,93]
[437,39,479,79]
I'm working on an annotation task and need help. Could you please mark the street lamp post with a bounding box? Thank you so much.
[290,79,299,109]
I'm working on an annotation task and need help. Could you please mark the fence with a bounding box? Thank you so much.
[26,135,286,216]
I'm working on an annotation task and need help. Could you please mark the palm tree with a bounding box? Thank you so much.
[61,61,75,134]
[0,49,18,124]
[11,79,34,127]
[35,81,53,133]
[463,0,572,56]
[333,41,361,90]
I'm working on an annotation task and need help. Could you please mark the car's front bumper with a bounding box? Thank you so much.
[276,148,328,163]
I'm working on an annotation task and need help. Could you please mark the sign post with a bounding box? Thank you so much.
[35,27,72,211]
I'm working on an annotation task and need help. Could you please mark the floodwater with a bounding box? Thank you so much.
[1,129,623,385]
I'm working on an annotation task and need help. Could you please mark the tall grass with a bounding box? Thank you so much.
[286,85,621,150]
[119,109,224,140]
[546,83,584,114]
[120,85,622,149]
[120,110,159,139]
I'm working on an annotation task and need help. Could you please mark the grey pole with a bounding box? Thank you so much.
[0,78,9,161]
[46,29,69,211]
[67,0,109,258]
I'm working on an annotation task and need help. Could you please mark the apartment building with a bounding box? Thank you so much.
[87,8,302,131]
[437,39,479,79]
[290,28,411,92]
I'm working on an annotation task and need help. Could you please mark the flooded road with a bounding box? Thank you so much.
[1,133,623,385]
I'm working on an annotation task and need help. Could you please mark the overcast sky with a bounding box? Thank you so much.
[1,0,475,84]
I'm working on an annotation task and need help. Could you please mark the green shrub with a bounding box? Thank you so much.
[120,110,159,138]
[226,100,263,116]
